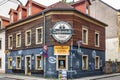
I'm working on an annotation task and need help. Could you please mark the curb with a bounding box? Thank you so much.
[90,73,120,80]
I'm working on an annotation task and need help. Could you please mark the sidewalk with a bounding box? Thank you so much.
[74,73,120,80]
[0,73,120,80]
[0,74,46,80]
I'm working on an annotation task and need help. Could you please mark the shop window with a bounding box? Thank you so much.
[25,30,31,46]
[0,58,1,68]
[36,27,43,44]
[95,32,100,47]
[95,56,100,69]
[82,55,88,70]
[36,55,43,70]
[8,57,12,69]
[0,39,2,50]
[16,56,21,69]
[16,33,21,47]
[82,26,88,45]
[8,35,13,49]
[57,55,68,70]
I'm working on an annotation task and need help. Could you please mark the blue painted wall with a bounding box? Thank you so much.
[6,46,105,78]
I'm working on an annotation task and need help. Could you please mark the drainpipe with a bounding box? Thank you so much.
[42,12,46,77]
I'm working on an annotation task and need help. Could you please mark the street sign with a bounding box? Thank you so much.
[43,45,48,51]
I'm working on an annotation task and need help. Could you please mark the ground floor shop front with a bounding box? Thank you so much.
[5,46,105,78]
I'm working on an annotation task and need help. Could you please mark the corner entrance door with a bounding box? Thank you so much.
[25,55,31,76]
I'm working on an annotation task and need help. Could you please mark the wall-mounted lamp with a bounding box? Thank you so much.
[21,54,24,60]
[92,50,96,59]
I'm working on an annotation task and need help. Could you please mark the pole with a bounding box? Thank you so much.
[70,39,73,79]
[42,12,46,77]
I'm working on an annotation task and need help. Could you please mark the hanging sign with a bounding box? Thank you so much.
[54,46,70,55]
[51,21,73,43]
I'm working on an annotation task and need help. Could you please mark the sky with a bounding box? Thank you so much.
[18,0,120,9]
[0,0,120,17]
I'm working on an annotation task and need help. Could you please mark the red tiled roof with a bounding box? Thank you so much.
[32,0,47,8]
[47,1,74,9]
[71,0,91,5]
[25,0,47,8]
[0,15,9,21]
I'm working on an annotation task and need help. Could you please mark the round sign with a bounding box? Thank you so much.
[51,21,73,43]
[43,45,48,51]
[48,57,56,64]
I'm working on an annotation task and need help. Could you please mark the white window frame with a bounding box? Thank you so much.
[8,56,12,69]
[18,10,22,20]
[86,5,89,15]
[95,31,100,47]
[0,58,1,69]
[56,55,68,70]
[16,32,21,47]
[10,15,13,23]
[82,26,88,45]
[36,27,43,44]
[8,35,13,49]
[25,30,31,46]
[28,4,31,16]
[35,54,43,70]
[82,55,88,70]
[95,56,100,69]
[0,19,2,28]
[0,39,2,50]
[16,56,21,69]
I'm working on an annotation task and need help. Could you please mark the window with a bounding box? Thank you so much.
[28,4,31,16]
[8,35,13,49]
[57,55,68,70]
[25,30,31,46]
[0,21,1,28]
[36,55,43,70]
[8,57,12,69]
[10,15,13,23]
[16,33,21,47]
[95,32,100,47]
[95,56,100,69]
[82,55,88,70]
[0,58,1,68]
[86,5,89,15]
[16,56,21,69]
[82,27,88,45]
[36,27,43,44]
[18,11,22,20]
[0,40,1,49]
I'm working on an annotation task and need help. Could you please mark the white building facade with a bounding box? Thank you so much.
[0,31,5,73]
[90,0,119,62]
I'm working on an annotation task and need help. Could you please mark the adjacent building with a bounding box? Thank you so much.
[90,0,119,62]
[0,16,9,73]
[5,0,107,78]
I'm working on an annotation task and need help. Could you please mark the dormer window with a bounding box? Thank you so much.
[28,4,31,16]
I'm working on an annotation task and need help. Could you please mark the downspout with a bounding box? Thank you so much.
[42,12,46,77]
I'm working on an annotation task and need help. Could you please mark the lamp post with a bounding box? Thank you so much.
[70,40,82,79]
